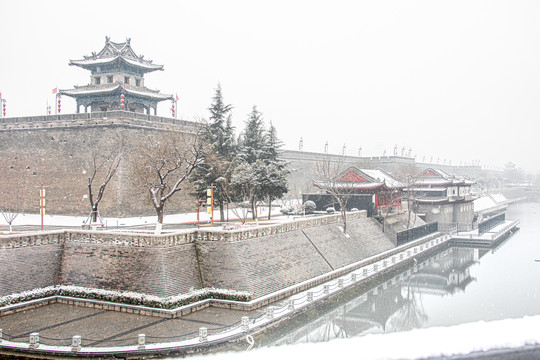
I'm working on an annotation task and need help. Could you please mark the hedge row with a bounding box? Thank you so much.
[0,285,252,309]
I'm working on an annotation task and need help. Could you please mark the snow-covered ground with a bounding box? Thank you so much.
[0,206,292,231]
[198,316,540,360]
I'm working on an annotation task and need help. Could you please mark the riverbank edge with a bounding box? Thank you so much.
[0,231,452,358]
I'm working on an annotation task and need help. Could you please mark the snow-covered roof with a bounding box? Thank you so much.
[362,169,403,188]
[315,166,404,190]
[474,193,509,213]
[473,196,498,213]
[60,84,172,101]
[314,181,387,190]
[69,37,163,72]
[125,87,173,100]
[415,168,475,186]
[491,193,507,203]
[60,84,120,96]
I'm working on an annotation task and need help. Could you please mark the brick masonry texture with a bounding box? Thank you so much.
[0,244,62,296]
[0,215,396,300]
[302,217,395,270]
[60,242,202,297]
[197,230,333,297]
[0,123,194,217]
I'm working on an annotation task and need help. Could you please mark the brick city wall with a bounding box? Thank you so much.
[0,119,195,217]
[0,212,397,299]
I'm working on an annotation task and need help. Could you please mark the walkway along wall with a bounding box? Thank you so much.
[0,211,397,300]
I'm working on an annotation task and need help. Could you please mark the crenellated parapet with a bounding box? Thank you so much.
[0,211,367,249]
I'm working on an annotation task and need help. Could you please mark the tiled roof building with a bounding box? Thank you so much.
[60,37,173,115]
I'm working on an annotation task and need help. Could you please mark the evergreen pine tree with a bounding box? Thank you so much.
[262,122,289,218]
[238,105,266,164]
[191,84,236,222]
[234,107,289,219]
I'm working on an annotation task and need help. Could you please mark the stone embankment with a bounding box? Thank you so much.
[1,211,393,303]
[0,223,451,357]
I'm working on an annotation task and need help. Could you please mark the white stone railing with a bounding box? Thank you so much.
[0,230,451,355]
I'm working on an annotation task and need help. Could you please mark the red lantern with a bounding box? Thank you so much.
[121,104,124,109]
[121,94,124,98]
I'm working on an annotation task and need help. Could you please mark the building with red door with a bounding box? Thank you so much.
[313,166,404,213]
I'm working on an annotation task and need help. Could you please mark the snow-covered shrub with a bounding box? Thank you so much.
[280,207,293,215]
[303,200,316,214]
[326,207,335,214]
[0,285,252,309]
[351,208,359,212]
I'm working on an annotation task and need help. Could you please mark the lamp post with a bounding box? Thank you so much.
[35,184,48,231]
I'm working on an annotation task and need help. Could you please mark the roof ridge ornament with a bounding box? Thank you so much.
[105,36,110,43]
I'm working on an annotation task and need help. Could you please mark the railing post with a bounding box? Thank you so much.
[199,327,208,343]
[288,299,295,311]
[351,273,357,282]
[266,307,275,319]
[338,278,344,288]
[71,335,81,352]
[307,291,314,302]
[138,334,146,349]
[29,333,39,349]
[241,316,250,331]
[323,285,330,294]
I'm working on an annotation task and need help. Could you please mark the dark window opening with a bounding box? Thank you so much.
[107,76,113,83]
[95,77,101,85]
[124,76,130,84]
[136,79,141,87]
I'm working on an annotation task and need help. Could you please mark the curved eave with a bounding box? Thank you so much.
[69,56,163,73]
[60,85,120,98]
[314,182,393,191]
[125,88,173,101]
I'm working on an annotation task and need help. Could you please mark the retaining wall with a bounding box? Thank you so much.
[0,211,399,300]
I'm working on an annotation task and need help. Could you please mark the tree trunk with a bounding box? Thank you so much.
[91,206,98,223]
[219,203,225,223]
[268,198,272,220]
[251,200,257,221]
[155,207,164,235]
[157,209,164,224]
[341,209,347,234]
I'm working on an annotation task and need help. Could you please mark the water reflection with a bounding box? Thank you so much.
[268,244,504,346]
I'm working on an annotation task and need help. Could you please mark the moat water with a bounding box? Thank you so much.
[261,202,539,346]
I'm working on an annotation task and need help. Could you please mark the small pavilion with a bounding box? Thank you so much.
[60,37,173,115]
[314,166,404,211]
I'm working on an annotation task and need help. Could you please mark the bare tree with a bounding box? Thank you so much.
[1,206,20,233]
[394,164,421,229]
[379,187,404,233]
[313,157,353,234]
[87,150,122,224]
[0,188,28,232]
[131,130,205,233]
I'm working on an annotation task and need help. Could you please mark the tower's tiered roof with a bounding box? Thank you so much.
[69,37,163,74]
[60,37,173,114]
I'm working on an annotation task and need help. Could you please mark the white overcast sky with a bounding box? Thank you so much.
[1,1,539,172]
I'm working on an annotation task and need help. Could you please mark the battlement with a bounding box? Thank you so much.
[0,111,197,132]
